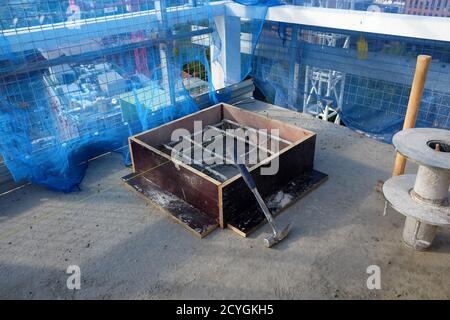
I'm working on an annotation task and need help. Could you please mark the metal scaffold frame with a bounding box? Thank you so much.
[303,66,345,124]
[302,32,349,124]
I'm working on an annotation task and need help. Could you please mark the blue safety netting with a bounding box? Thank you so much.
[0,0,281,191]
[0,0,219,191]
[1,0,449,191]
[249,21,450,143]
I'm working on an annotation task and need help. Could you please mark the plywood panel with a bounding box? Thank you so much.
[221,135,317,227]
[135,104,223,147]
[123,173,218,238]
[227,170,328,237]
[130,139,221,220]
[223,104,312,142]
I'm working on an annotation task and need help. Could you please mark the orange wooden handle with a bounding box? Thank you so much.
[392,55,432,177]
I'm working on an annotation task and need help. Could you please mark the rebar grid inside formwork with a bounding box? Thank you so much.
[162,119,291,182]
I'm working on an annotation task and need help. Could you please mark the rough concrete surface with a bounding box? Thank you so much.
[0,101,449,299]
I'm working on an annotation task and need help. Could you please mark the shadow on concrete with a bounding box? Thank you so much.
[0,152,131,223]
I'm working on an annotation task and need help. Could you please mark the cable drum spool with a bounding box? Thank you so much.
[383,128,450,250]
[411,165,450,206]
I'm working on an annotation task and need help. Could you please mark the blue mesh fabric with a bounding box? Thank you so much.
[1,1,449,192]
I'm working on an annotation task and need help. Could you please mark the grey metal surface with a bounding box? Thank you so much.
[393,128,450,170]
[383,174,450,227]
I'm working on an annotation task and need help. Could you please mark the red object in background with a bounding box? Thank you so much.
[405,0,450,17]
[69,0,150,76]
[128,0,150,76]
[132,32,151,76]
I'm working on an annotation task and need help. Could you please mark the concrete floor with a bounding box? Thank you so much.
[0,101,449,299]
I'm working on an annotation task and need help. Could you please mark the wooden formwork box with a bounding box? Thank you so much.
[123,103,327,238]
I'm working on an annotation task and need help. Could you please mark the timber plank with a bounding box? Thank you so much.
[122,173,218,238]
[221,135,316,227]
[130,139,221,220]
[227,170,328,237]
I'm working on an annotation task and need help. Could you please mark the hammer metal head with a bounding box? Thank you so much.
[263,223,292,248]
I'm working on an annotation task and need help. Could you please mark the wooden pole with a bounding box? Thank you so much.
[392,55,432,176]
